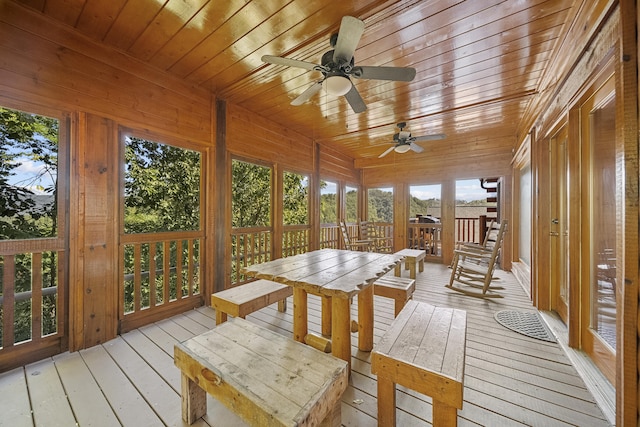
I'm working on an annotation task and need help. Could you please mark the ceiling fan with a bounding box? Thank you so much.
[261,16,416,113]
[378,122,446,158]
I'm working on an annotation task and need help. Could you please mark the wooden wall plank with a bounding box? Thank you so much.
[0,3,213,143]
[227,103,314,171]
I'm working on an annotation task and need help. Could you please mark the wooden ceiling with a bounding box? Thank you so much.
[12,0,577,165]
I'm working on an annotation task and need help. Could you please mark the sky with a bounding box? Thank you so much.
[321,179,486,201]
[8,155,54,195]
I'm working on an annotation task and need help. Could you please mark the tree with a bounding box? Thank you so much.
[124,137,200,233]
[231,159,271,228]
[283,171,308,225]
[0,106,59,343]
[368,188,393,222]
[0,107,58,240]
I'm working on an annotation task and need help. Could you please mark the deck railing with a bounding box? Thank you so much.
[408,223,443,259]
[120,232,203,331]
[0,216,490,369]
[0,242,66,371]
[0,249,63,348]
[455,217,481,244]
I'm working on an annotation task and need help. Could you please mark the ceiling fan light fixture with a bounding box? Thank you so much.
[325,75,352,96]
[394,144,412,153]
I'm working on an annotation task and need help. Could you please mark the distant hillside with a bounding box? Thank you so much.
[417,206,491,219]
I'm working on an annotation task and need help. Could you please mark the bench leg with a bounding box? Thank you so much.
[181,373,207,424]
[215,311,227,325]
[409,261,417,279]
[393,298,404,317]
[319,402,342,427]
[433,401,458,427]
[394,263,401,277]
[419,258,424,273]
[377,376,396,426]
[277,298,287,312]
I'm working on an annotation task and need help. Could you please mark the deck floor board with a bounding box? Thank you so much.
[0,262,613,426]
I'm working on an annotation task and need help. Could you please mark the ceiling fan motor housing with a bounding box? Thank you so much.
[321,50,354,73]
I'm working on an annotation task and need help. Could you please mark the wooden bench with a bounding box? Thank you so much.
[211,279,292,325]
[393,248,426,279]
[174,317,348,426]
[373,276,416,316]
[371,300,467,426]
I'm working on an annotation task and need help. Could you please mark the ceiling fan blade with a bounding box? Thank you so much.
[291,81,323,105]
[343,85,366,113]
[409,142,424,153]
[351,66,416,81]
[412,133,446,142]
[333,16,365,64]
[262,55,318,71]
[379,146,396,158]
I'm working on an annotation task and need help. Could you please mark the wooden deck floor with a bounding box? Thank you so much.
[1,263,613,426]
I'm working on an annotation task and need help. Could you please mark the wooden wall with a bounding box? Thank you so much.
[0,2,214,351]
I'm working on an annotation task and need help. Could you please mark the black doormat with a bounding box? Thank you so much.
[494,310,557,343]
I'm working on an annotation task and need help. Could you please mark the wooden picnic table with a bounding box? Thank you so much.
[241,249,402,373]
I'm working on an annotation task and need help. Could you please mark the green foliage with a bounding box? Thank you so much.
[367,188,393,222]
[345,188,358,222]
[319,180,337,224]
[124,137,201,233]
[0,107,58,240]
[0,106,59,345]
[283,171,308,225]
[410,196,441,217]
[232,159,271,227]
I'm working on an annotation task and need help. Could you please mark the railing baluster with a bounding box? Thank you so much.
[3,255,15,348]
[176,240,183,300]
[32,253,43,342]
[163,241,170,303]
[187,239,194,297]
[134,243,141,312]
[149,243,157,307]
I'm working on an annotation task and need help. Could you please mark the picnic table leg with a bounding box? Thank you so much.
[321,296,332,336]
[394,263,401,277]
[331,296,352,373]
[357,285,374,351]
[293,288,308,343]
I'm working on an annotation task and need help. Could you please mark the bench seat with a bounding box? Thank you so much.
[211,279,292,325]
[174,317,348,426]
[393,249,426,279]
[373,276,416,316]
[372,300,467,426]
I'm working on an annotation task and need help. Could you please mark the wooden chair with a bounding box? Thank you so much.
[339,221,372,251]
[457,219,498,255]
[359,220,393,253]
[446,220,508,298]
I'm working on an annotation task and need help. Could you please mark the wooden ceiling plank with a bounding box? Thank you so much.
[127,0,210,61]
[168,0,296,78]
[148,0,248,71]
[103,0,167,50]
[74,0,127,42]
[42,0,86,27]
